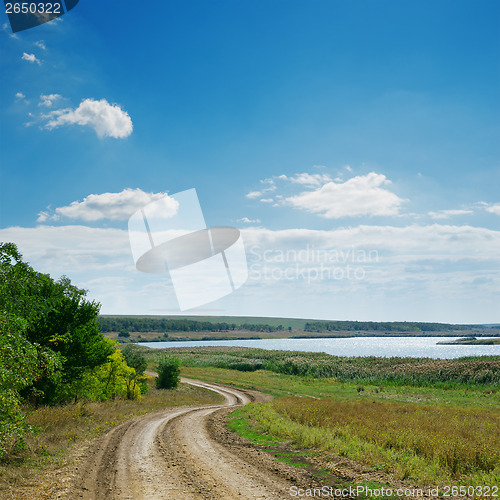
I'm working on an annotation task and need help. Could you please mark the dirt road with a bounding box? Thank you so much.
[63,378,297,499]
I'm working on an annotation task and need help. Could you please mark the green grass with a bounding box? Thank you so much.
[143,346,500,389]
[227,408,281,446]
[273,452,310,467]
[180,366,500,408]
[351,481,398,500]
[181,365,499,489]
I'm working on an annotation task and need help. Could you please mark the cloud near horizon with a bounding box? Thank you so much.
[428,209,474,219]
[1,222,498,321]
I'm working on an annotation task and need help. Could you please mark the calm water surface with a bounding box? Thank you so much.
[141,337,499,359]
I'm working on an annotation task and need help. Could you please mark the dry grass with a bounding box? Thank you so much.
[0,380,224,495]
[274,396,500,477]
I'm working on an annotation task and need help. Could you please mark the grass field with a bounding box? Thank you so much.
[176,354,500,490]
[141,346,500,388]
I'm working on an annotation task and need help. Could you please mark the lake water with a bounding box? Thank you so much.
[140,336,499,359]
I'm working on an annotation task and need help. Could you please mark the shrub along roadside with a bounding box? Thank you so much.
[156,357,181,389]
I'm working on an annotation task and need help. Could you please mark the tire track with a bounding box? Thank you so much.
[65,378,291,499]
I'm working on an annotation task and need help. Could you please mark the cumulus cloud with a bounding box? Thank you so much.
[43,98,133,138]
[38,188,178,222]
[428,209,474,219]
[15,92,25,99]
[39,94,62,107]
[485,203,500,216]
[34,40,46,50]
[22,52,40,64]
[284,172,405,218]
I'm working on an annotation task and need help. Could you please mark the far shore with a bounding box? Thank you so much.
[102,329,500,344]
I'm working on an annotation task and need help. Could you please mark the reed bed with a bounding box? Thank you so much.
[150,346,500,388]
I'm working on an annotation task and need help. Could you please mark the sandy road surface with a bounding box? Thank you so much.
[65,378,294,500]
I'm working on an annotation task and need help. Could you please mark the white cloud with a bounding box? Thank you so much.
[34,40,46,50]
[237,217,261,224]
[245,191,263,199]
[1,222,498,321]
[22,52,41,64]
[284,172,405,218]
[242,224,500,261]
[15,92,25,99]
[245,179,276,199]
[39,94,62,107]
[38,188,178,222]
[428,209,474,219]
[43,98,133,138]
[281,172,332,187]
[260,198,274,203]
[485,203,500,216]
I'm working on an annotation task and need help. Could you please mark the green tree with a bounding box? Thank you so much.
[0,243,113,404]
[83,342,142,400]
[121,345,147,375]
[0,313,60,457]
[156,356,181,389]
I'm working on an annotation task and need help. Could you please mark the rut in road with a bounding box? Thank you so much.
[66,378,293,500]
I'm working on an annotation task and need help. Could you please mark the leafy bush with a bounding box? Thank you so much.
[121,345,147,375]
[0,243,113,405]
[156,357,181,389]
[0,313,60,457]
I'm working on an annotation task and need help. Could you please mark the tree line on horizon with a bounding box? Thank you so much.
[303,320,471,333]
[98,316,285,333]
[97,315,472,335]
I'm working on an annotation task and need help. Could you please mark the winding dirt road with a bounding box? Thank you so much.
[64,378,295,499]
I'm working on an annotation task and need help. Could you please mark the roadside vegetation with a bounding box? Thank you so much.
[146,345,499,490]
[142,346,500,388]
[0,243,150,461]
[156,356,181,389]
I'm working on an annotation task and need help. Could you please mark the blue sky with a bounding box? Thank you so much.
[1,0,499,323]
